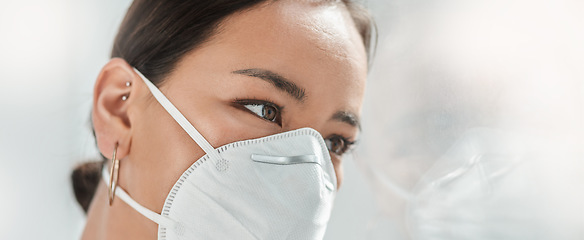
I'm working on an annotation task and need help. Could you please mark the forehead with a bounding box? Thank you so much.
[199,0,368,111]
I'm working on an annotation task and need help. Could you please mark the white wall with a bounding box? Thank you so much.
[0,1,130,239]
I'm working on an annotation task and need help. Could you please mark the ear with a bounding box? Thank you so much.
[92,58,136,161]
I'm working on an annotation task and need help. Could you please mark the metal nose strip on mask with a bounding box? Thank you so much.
[251,154,335,191]
[251,154,318,165]
[133,68,223,163]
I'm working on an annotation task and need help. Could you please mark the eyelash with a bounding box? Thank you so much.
[234,98,283,125]
[233,98,357,156]
[325,135,357,156]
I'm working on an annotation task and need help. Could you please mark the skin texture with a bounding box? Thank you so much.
[83,1,367,239]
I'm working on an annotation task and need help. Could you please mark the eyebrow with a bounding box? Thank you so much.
[332,111,361,130]
[232,68,306,102]
[233,68,360,130]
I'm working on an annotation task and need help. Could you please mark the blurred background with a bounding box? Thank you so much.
[0,0,582,239]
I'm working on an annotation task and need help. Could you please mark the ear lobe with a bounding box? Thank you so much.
[92,58,136,161]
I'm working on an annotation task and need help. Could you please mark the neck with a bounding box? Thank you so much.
[81,181,158,240]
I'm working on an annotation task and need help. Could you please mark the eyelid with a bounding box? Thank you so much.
[233,98,283,125]
[327,134,357,145]
[234,98,283,108]
[326,134,358,156]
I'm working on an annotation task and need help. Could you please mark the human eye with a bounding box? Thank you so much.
[325,134,357,156]
[234,99,282,126]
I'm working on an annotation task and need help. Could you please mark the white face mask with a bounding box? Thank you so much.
[102,68,337,240]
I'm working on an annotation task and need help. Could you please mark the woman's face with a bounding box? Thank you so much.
[94,0,367,215]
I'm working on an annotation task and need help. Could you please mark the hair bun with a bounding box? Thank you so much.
[71,161,103,213]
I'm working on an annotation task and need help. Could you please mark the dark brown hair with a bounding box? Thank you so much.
[72,0,375,213]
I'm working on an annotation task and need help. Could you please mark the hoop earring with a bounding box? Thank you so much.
[108,142,120,206]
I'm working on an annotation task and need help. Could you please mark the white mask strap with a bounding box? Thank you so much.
[102,166,176,228]
[133,68,222,162]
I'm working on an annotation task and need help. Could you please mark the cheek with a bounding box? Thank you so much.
[123,100,207,213]
[331,156,344,189]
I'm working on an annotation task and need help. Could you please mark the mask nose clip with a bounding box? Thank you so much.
[251,154,335,191]
[251,154,317,165]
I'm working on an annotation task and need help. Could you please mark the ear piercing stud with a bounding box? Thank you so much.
[122,81,131,101]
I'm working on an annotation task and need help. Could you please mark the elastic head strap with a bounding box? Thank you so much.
[133,68,223,163]
[102,166,176,228]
